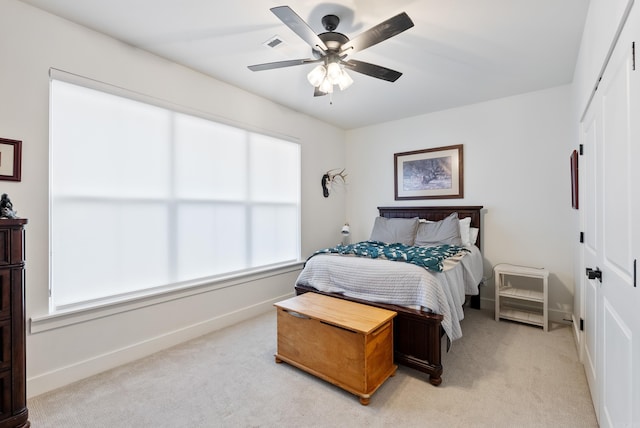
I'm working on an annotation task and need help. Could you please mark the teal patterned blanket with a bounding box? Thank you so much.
[311,241,469,272]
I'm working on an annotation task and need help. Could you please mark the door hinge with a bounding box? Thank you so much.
[634,259,637,287]
[579,144,584,155]
[633,41,636,71]
[580,318,584,331]
[580,232,584,243]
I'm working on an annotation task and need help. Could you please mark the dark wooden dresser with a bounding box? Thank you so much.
[0,219,29,428]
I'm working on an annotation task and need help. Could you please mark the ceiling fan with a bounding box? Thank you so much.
[248,6,414,96]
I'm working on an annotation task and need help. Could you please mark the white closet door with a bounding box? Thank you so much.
[581,8,640,426]
[580,94,601,418]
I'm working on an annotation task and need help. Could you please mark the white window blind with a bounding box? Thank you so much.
[49,76,300,311]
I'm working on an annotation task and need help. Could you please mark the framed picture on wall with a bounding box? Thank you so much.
[570,149,579,209]
[394,144,463,200]
[0,138,22,182]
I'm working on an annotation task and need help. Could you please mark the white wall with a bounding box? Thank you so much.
[345,85,576,321]
[1,0,346,397]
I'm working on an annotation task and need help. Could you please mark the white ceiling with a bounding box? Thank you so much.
[19,0,589,130]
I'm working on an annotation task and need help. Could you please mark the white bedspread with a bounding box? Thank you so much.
[295,245,483,341]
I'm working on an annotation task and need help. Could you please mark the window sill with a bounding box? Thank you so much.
[30,261,304,334]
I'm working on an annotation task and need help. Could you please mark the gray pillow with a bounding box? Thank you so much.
[369,217,419,245]
[415,212,462,246]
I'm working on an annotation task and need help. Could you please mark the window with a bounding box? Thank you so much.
[49,76,300,311]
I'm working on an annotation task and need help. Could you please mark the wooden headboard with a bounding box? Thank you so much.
[378,206,484,249]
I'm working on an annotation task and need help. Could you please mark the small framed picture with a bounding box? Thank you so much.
[570,149,579,209]
[394,144,463,200]
[0,138,22,182]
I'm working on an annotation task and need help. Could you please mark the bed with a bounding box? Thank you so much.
[294,205,484,386]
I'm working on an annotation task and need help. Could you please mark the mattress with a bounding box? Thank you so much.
[295,245,483,341]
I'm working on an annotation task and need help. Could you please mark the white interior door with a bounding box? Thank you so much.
[631,29,640,428]
[580,96,600,419]
[581,11,639,427]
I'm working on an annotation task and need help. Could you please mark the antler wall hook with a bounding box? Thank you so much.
[321,168,348,198]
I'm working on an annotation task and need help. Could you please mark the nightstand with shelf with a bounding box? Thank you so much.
[494,264,549,332]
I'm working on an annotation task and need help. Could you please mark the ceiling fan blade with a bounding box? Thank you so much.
[342,59,403,82]
[340,12,414,56]
[271,6,328,53]
[248,58,320,71]
[313,87,327,97]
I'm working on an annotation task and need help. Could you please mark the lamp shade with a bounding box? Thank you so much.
[319,77,334,94]
[337,70,354,91]
[307,65,326,87]
[341,223,350,235]
[340,223,350,246]
[326,62,342,84]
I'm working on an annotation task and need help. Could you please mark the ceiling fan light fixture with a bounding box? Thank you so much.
[337,69,354,91]
[319,77,334,94]
[309,60,353,94]
[307,65,326,87]
[326,61,342,85]
[248,7,414,100]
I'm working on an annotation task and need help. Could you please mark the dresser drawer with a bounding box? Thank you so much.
[0,320,11,372]
[0,226,24,266]
[0,271,10,320]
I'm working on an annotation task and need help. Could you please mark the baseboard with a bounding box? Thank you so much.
[27,292,294,398]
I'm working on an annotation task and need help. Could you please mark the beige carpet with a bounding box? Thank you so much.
[28,307,597,427]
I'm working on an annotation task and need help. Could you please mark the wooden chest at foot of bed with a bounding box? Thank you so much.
[274,293,397,405]
[295,284,445,386]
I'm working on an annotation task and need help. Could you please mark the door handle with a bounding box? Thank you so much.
[586,267,603,282]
